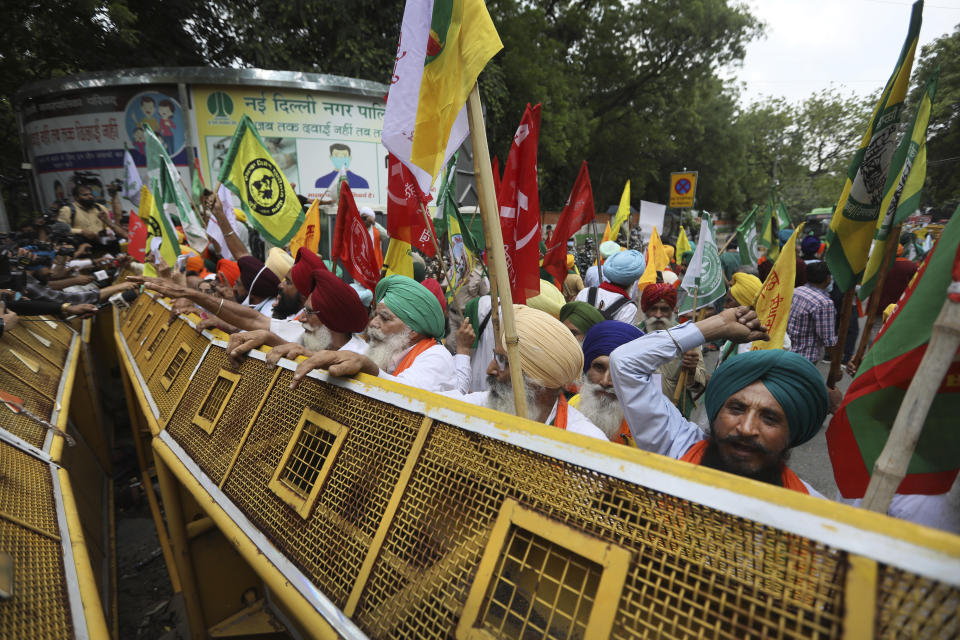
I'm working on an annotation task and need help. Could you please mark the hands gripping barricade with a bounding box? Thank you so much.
[117,291,960,639]
[0,315,114,639]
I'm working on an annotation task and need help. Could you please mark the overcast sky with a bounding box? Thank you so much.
[728,0,959,105]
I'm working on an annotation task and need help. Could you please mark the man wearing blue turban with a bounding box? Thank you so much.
[569,321,643,442]
[610,307,835,495]
[575,249,646,323]
[291,275,455,393]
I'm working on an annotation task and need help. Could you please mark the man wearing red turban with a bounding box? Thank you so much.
[638,281,705,415]
[226,249,371,361]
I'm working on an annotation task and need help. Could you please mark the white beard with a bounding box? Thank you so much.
[643,315,677,333]
[301,324,333,351]
[485,375,547,422]
[576,380,624,440]
[366,325,412,372]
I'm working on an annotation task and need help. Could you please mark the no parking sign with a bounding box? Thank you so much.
[669,171,698,208]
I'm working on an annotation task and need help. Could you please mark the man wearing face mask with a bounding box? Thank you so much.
[786,261,836,363]
[313,143,370,189]
[58,185,108,241]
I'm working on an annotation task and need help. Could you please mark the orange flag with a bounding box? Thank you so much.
[289,199,321,257]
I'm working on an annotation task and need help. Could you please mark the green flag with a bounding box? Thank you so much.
[144,126,206,251]
[860,69,938,300]
[776,201,792,233]
[825,0,922,292]
[758,200,778,261]
[737,205,760,265]
[678,216,725,314]
[218,115,305,247]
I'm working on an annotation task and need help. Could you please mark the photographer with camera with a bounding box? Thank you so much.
[57,181,125,243]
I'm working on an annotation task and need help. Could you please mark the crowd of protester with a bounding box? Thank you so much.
[1,183,952,533]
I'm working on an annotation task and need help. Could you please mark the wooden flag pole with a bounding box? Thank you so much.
[862,282,960,513]
[591,219,603,281]
[466,84,528,419]
[672,289,700,405]
[718,230,738,254]
[849,224,903,373]
[828,289,855,388]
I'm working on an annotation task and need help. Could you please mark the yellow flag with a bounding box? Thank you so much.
[383,238,413,278]
[218,115,304,247]
[610,180,631,233]
[141,185,179,277]
[676,226,692,257]
[289,199,321,257]
[752,223,804,351]
[637,226,671,289]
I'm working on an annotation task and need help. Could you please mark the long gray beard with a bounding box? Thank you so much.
[643,315,677,333]
[301,324,333,351]
[366,325,412,372]
[485,375,543,422]
[576,380,624,440]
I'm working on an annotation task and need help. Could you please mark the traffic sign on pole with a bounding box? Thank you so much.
[669,171,698,208]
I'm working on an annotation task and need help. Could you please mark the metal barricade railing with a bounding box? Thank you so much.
[118,294,960,640]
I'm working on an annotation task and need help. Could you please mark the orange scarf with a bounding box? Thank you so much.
[551,396,569,430]
[392,338,436,376]
[370,226,384,270]
[680,440,809,494]
[617,420,635,447]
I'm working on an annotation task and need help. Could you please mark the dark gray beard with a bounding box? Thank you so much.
[576,380,624,439]
[643,315,676,333]
[486,375,544,422]
[366,326,412,371]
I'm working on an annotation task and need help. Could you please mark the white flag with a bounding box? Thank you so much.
[208,184,243,260]
[678,215,726,313]
[121,149,142,206]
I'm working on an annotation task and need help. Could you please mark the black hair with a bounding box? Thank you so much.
[806,261,830,285]
[329,143,351,155]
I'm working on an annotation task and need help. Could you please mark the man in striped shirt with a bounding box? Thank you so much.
[787,261,836,363]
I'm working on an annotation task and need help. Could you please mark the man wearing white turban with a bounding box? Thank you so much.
[447,305,607,440]
[576,249,646,323]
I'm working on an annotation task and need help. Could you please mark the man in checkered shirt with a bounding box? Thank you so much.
[787,261,837,362]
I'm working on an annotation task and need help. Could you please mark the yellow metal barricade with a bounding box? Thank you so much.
[116,294,960,640]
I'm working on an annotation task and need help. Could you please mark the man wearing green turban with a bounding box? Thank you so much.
[558,301,605,343]
[610,306,838,495]
[291,275,455,392]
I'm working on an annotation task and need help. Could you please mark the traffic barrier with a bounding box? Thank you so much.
[117,293,960,639]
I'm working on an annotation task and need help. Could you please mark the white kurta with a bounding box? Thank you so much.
[377,342,456,392]
[609,323,822,497]
[575,286,638,324]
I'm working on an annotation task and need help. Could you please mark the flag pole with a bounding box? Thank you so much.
[861,266,960,513]
[849,224,903,374]
[828,290,855,388]
[591,219,603,281]
[672,286,699,405]
[466,83,528,419]
[718,230,738,254]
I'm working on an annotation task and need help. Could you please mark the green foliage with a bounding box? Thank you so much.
[909,23,960,214]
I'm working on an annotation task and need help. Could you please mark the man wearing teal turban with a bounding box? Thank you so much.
[291,275,455,393]
[609,306,837,495]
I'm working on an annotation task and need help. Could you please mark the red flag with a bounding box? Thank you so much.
[332,181,380,290]
[127,210,148,262]
[542,161,595,288]
[498,103,542,304]
[492,156,502,200]
[387,154,436,256]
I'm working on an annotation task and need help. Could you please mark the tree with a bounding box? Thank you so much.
[909,23,960,214]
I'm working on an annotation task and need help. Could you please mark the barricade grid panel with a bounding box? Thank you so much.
[0,375,55,447]
[6,326,68,369]
[147,327,205,422]
[279,422,337,496]
[354,422,846,640]
[197,376,233,422]
[221,369,420,608]
[876,564,960,638]
[0,343,62,400]
[26,316,73,347]
[130,311,166,362]
[119,294,153,339]
[166,350,271,485]
[481,526,600,639]
[0,442,59,536]
[0,521,73,640]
